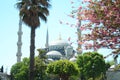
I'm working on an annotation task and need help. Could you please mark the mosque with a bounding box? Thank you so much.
[0,66,10,80]
[41,29,77,62]
[16,24,77,62]
[16,17,81,63]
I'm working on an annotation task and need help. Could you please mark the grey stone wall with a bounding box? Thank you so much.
[106,70,120,80]
[0,72,10,80]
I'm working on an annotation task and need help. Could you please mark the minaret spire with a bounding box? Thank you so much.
[45,27,49,48]
[59,33,62,40]
[16,16,23,62]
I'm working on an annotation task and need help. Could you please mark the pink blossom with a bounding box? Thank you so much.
[78,6,82,10]
[84,0,91,2]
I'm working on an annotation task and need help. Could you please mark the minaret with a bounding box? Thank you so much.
[45,27,49,49]
[16,16,23,62]
[77,18,82,54]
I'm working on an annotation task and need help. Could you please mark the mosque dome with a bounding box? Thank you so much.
[46,51,62,59]
[69,57,77,62]
[47,58,54,62]
[49,39,69,46]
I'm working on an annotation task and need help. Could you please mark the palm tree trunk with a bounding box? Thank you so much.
[29,27,36,80]
[60,75,69,80]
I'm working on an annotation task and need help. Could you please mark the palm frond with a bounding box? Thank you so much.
[38,12,47,22]
[16,2,24,10]
[38,6,49,16]
[16,0,50,28]
[34,0,51,8]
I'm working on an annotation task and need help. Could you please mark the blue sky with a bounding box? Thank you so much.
[0,0,113,74]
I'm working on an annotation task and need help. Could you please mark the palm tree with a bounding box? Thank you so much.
[16,0,51,80]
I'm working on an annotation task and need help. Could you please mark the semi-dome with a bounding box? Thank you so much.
[46,51,62,58]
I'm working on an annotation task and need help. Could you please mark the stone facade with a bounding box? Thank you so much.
[106,70,120,80]
[0,72,10,80]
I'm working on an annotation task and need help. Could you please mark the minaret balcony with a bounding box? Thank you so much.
[17,42,22,46]
[17,31,23,35]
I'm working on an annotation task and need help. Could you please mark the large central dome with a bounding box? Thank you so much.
[50,39,69,46]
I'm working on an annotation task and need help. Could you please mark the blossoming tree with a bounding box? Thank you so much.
[67,0,120,53]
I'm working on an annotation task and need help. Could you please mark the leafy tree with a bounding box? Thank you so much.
[76,0,120,52]
[16,0,51,80]
[64,0,120,56]
[10,58,29,80]
[80,0,120,28]
[76,52,107,80]
[37,49,47,61]
[105,62,110,70]
[34,57,48,80]
[46,60,79,80]
[10,57,48,80]
[35,49,47,80]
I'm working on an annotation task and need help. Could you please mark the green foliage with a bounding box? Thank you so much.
[10,57,48,80]
[46,60,80,80]
[10,57,29,80]
[76,52,106,79]
[37,49,47,60]
[105,62,110,70]
[35,49,48,80]
[34,57,47,80]
[106,60,115,66]
[114,64,120,71]
[69,75,80,80]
